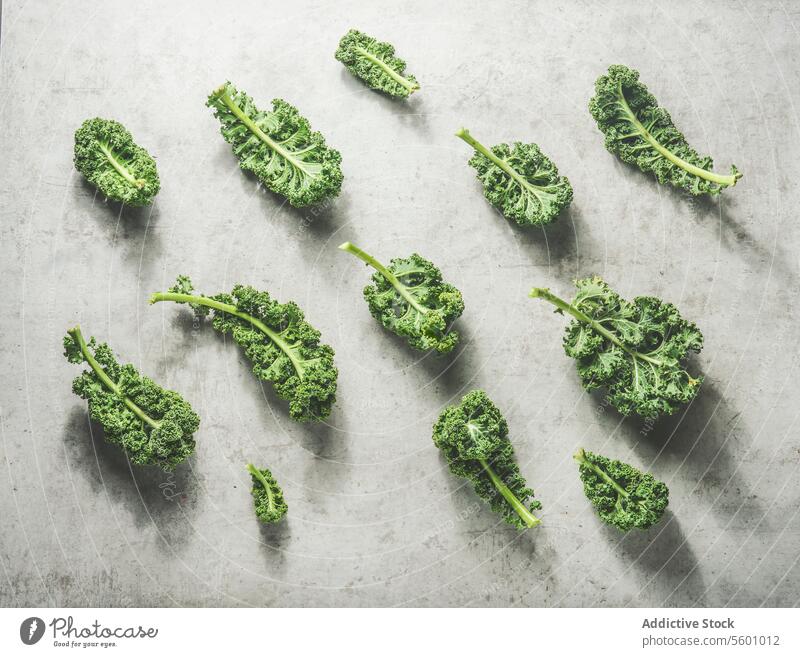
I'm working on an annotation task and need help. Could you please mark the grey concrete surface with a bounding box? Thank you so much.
[1,0,799,608]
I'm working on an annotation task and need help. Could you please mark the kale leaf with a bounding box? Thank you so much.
[339,242,464,353]
[456,128,573,226]
[433,390,541,529]
[574,448,668,531]
[150,276,337,423]
[335,29,420,98]
[64,326,198,470]
[247,463,288,524]
[530,277,703,419]
[207,82,343,207]
[589,65,741,196]
[73,118,160,206]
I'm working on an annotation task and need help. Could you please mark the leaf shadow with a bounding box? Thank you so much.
[164,310,348,462]
[255,519,291,574]
[61,406,200,551]
[266,189,353,242]
[504,202,583,265]
[338,69,430,134]
[687,192,795,282]
[74,178,164,267]
[611,511,706,606]
[352,313,479,401]
[612,375,762,522]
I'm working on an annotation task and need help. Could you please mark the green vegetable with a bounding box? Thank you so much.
[335,29,419,98]
[73,118,160,206]
[432,390,541,529]
[247,463,288,524]
[574,448,668,531]
[530,277,703,419]
[64,326,198,470]
[456,127,573,226]
[207,82,343,207]
[150,276,337,423]
[339,242,464,354]
[589,64,742,196]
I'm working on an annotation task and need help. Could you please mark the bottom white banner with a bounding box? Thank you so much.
[0,608,795,655]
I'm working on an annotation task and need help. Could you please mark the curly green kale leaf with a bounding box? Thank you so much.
[530,277,703,419]
[433,390,541,529]
[207,82,343,207]
[73,118,160,206]
[247,463,288,524]
[339,242,464,354]
[574,448,668,531]
[64,326,198,470]
[150,276,337,422]
[456,128,573,226]
[335,29,420,98]
[589,65,741,196]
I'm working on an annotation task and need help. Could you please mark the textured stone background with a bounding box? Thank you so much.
[1,0,799,607]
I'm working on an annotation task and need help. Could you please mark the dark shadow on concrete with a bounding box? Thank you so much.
[269,190,353,242]
[62,406,200,550]
[74,179,164,272]
[508,202,583,264]
[418,341,477,398]
[613,511,706,606]
[292,415,349,462]
[257,519,291,572]
[163,297,349,462]
[338,69,430,133]
[78,178,161,232]
[625,376,761,521]
[345,317,478,400]
[688,192,795,283]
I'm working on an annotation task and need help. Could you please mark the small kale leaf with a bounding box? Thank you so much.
[335,29,419,98]
[456,128,573,226]
[339,242,464,353]
[73,118,160,206]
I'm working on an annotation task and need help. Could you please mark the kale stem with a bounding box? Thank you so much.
[529,287,664,367]
[353,46,419,93]
[246,463,276,510]
[67,326,160,429]
[574,448,629,499]
[98,142,145,188]
[615,81,741,188]
[149,291,308,379]
[456,128,547,198]
[338,242,429,315]
[574,448,647,509]
[209,84,315,178]
[478,457,541,528]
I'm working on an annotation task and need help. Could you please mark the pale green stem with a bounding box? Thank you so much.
[97,142,145,188]
[353,46,419,93]
[338,242,428,316]
[247,463,276,510]
[478,457,541,528]
[67,326,160,429]
[209,85,315,177]
[529,287,664,367]
[149,292,307,379]
[574,448,630,499]
[615,81,741,187]
[455,127,548,198]
[574,448,646,509]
